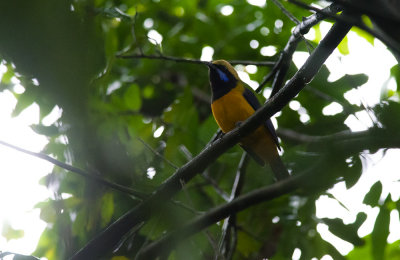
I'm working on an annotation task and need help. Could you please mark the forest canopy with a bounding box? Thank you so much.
[0,0,400,259]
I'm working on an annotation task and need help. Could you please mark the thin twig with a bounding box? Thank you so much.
[288,0,400,54]
[117,53,275,67]
[228,60,275,66]
[0,140,147,199]
[256,3,342,93]
[270,0,300,25]
[202,172,231,202]
[179,141,231,202]
[217,152,250,260]
[269,0,314,52]
[117,53,206,65]
[137,137,178,169]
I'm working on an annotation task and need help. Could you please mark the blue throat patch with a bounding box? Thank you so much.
[217,69,229,82]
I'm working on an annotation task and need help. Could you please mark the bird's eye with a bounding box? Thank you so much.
[217,69,229,82]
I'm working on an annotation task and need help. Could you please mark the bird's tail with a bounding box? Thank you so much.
[270,155,290,181]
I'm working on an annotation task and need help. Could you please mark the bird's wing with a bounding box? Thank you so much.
[242,87,280,149]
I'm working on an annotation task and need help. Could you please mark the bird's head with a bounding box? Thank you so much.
[206,60,239,100]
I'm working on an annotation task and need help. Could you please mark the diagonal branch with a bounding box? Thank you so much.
[69,11,352,260]
[0,140,147,198]
[136,125,400,259]
[137,172,307,259]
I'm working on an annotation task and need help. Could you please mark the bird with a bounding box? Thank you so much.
[207,59,289,181]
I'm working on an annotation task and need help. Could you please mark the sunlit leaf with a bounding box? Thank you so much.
[11,87,37,117]
[31,124,59,136]
[1,222,24,241]
[338,35,349,55]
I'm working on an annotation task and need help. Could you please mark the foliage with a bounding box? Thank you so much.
[0,0,399,259]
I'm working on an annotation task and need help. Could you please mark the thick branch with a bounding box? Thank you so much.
[137,173,306,259]
[70,12,352,260]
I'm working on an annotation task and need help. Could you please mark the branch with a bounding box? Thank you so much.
[270,0,301,25]
[136,126,400,259]
[137,137,178,170]
[179,141,231,202]
[201,172,231,202]
[256,3,342,93]
[217,152,250,259]
[277,127,400,154]
[70,12,352,260]
[117,53,275,67]
[277,128,362,144]
[288,0,400,55]
[0,140,147,199]
[269,0,315,52]
[136,173,307,259]
[330,0,400,22]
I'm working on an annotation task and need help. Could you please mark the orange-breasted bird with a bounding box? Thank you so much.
[207,60,289,181]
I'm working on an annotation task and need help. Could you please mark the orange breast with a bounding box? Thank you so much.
[211,87,279,164]
[211,89,255,133]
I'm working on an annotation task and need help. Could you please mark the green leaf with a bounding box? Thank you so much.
[374,101,400,130]
[236,230,262,258]
[31,124,59,136]
[352,15,375,45]
[1,64,15,84]
[344,156,362,189]
[313,23,322,43]
[13,254,40,260]
[354,212,368,229]
[124,84,142,111]
[323,217,364,246]
[1,222,24,241]
[36,201,57,223]
[100,192,114,227]
[363,181,383,207]
[391,64,400,89]
[12,87,37,117]
[371,195,391,260]
[142,85,155,99]
[338,35,349,55]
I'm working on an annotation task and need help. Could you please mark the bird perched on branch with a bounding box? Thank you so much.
[207,60,289,181]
